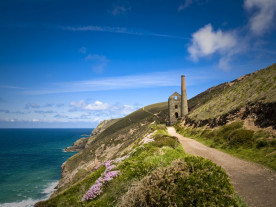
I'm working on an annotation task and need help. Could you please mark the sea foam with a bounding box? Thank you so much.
[1,180,59,207]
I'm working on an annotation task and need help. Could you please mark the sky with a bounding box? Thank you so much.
[0,0,275,128]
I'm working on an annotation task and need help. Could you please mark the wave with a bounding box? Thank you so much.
[42,181,59,195]
[0,181,59,207]
[0,198,40,207]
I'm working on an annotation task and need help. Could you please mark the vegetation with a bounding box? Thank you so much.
[175,122,276,170]
[188,63,276,121]
[57,102,168,193]
[35,127,245,207]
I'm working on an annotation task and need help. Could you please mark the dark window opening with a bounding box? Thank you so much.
[175,105,178,109]
[175,112,179,119]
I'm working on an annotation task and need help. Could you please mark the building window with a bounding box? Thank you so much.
[175,105,178,109]
[174,95,178,100]
[175,112,179,118]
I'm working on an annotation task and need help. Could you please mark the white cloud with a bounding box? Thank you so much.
[187,24,239,69]
[188,24,237,61]
[70,100,110,111]
[244,0,276,36]
[69,100,140,121]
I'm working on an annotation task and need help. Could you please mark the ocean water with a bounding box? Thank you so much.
[0,128,92,207]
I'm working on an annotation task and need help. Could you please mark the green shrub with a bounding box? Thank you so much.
[256,139,268,148]
[217,122,243,141]
[227,129,254,147]
[119,158,238,207]
[153,135,179,149]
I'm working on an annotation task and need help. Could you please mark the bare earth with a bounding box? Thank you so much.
[167,127,276,207]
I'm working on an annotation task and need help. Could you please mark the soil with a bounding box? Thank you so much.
[168,127,276,207]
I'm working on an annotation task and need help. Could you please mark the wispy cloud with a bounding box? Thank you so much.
[178,0,193,11]
[0,85,26,90]
[25,103,40,109]
[25,71,214,95]
[112,5,131,15]
[44,103,65,108]
[111,1,131,16]
[34,110,55,114]
[178,0,208,11]
[85,54,110,73]
[61,25,189,40]
[0,109,26,114]
[79,46,87,54]
[244,0,276,36]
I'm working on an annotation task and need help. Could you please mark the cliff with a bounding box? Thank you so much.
[64,119,120,152]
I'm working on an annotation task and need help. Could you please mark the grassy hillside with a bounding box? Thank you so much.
[188,63,276,121]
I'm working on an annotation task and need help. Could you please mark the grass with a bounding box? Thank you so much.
[175,122,276,170]
[188,63,276,121]
[36,127,246,207]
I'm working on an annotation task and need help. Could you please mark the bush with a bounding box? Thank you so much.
[228,129,254,147]
[256,139,268,148]
[217,122,243,141]
[119,158,238,207]
[153,135,179,149]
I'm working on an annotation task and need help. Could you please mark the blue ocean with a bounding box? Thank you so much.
[0,128,92,207]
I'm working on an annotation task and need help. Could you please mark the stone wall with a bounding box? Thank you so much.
[168,92,181,125]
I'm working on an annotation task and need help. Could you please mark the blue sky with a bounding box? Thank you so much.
[0,0,275,128]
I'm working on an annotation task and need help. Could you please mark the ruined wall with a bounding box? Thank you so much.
[168,92,181,125]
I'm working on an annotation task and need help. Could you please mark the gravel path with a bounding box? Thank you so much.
[167,127,276,207]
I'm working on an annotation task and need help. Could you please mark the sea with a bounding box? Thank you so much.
[0,128,92,207]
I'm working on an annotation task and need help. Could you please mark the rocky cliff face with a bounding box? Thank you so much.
[183,102,276,130]
[64,119,120,152]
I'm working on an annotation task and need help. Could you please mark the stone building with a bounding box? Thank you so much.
[168,75,188,125]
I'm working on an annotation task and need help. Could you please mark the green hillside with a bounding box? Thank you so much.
[188,63,276,122]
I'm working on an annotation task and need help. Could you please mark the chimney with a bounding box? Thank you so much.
[181,75,188,117]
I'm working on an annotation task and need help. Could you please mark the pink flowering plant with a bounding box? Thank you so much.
[82,155,130,202]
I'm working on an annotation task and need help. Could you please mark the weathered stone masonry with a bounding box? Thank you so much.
[168,75,188,125]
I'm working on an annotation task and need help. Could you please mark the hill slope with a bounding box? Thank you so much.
[187,63,276,128]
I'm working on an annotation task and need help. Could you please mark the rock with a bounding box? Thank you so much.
[64,138,89,152]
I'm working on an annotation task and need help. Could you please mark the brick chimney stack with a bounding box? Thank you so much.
[181,75,188,117]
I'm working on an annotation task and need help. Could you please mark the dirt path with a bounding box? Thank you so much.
[167,127,276,207]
